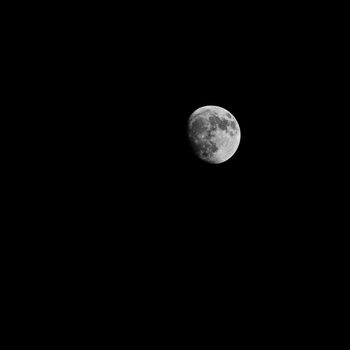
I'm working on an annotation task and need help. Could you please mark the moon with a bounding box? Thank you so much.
[188,105,241,164]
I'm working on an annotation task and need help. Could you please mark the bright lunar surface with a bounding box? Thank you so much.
[188,105,241,164]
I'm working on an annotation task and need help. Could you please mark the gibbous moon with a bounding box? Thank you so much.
[188,105,241,164]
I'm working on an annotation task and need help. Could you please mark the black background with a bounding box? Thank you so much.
[41,6,333,277]
[12,2,345,340]
[54,5,327,243]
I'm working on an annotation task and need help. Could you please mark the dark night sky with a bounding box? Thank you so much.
[15,2,344,339]
[65,27,325,265]
[53,2,335,251]
[2,3,345,346]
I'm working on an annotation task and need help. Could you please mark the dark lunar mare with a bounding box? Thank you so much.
[190,118,208,134]
[189,117,218,160]
[208,115,230,132]
[209,115,237,134]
